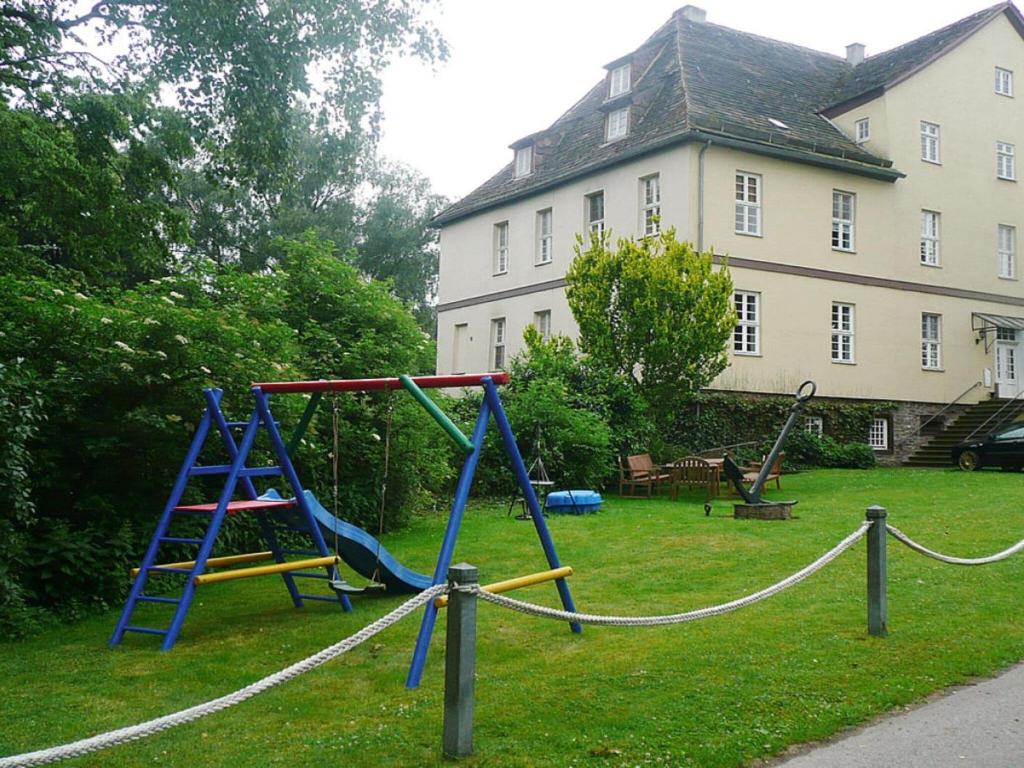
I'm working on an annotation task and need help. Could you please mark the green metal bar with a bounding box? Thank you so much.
[399,374,474,453]
[286,391,323,457]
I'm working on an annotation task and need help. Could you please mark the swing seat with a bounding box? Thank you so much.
[330,578,387,595]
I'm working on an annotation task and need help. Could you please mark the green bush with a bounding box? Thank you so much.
[0,360,47,637]
[455,329,627,496]
[775,430,876,470]
[0,237,451,627]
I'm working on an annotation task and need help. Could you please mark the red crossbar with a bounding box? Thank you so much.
[253,373,509,394]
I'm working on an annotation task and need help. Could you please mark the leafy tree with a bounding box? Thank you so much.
[175,108,365,271]
[356,160,447,331]
[0,97,190,285]
[1,0,446,189]
[565,229,735,420]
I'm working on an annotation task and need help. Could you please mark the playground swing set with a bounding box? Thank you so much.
[110,372,580,688]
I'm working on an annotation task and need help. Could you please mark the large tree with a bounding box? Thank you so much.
[565,229,736,418]
[1,1,446,190]
[356,160,447,330]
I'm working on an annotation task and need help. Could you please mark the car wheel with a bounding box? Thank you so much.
[958,450,982,471]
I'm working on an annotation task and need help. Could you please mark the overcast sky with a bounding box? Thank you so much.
[378,0,995,201]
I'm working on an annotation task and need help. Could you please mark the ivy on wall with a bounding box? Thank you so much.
[660,392,897,468]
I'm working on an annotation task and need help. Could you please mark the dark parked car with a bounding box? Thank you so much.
[952,423,1024,471]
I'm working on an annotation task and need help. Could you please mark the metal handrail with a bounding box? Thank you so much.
[966,387,1024,441]
[916,380,982,437]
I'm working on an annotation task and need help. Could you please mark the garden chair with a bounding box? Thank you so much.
[669,457,719,508]
[741,451,785,490]
[618,454,672,498]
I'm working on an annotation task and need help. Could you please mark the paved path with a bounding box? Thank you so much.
[774,662,1024,768]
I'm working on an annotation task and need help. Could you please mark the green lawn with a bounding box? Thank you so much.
[2,468,1024,767]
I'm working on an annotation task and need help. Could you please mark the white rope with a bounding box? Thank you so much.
[0,585,446,768]
[886,524,1024,566]
[470,522,872,626]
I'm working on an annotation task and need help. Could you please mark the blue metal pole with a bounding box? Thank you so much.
[110,389,221,647]
[483,380,581,634]
[163,402,264,650]
[205,389,303,606]
[253,388,352,612]
[405,396,492,689]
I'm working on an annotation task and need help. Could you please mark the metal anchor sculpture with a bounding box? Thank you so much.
[723,380,816,510]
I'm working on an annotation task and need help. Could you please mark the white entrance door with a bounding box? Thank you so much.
[995,328,1020,398]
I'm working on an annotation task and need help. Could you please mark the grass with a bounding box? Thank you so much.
[2,468,1024,767]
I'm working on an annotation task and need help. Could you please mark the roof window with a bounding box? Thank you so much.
[514,145,533,178]
[609,64,631,98]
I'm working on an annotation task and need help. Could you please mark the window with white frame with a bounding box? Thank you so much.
[514,145,533,178]
[832,190,855,251]
[606,107,629,141]
[855,118,870,143]
[493,221,509,275]
[997,142,1016,180]
[534,310,552,340]
[735,172,762,236]
[609,63,631,97]
[868,418,889,451]
[996,67,1014,96]
[920,210,940,266]
[586,191,605,236]
[921,313,942,369]
[831,302,855,363]
[641,175,661,236]
[733,291,760,355]
[804,416,823,436]
[491,318,506,370]
[999,224,1016,279]
[920,121,940,163]
[536,209,552,265]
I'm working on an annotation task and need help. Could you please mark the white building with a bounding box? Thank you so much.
[434,3,1024,463]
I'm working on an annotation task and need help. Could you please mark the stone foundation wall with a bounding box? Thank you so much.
[885,400,969,466]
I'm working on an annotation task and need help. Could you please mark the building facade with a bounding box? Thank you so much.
[434,3,1024,461]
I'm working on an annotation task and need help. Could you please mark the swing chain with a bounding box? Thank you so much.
[372,389,394,583]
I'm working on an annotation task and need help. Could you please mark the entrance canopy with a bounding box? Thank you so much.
[972,312,1024,352]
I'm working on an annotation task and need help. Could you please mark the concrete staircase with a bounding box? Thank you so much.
[903,398,1024,468]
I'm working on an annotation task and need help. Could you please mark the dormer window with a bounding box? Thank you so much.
[609,63,631,98]
[855,118,870,143]
[514,145,533,178]
[606,107,629,142]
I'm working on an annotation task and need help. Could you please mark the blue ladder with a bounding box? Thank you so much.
[110,388,351,651]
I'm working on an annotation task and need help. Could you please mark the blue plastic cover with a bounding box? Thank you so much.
[546,490,602,508]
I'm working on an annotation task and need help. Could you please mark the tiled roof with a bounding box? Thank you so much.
[824,3,1017,114]
[435,3,1021,226]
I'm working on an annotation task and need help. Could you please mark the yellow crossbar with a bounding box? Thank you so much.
[131,551,274,578]
[434,566,573,607]
[193,556,339,585]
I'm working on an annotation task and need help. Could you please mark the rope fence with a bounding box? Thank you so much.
[0,585,446,768]
[886,524,1024,566]
[6,507,1024,764]
[469,521,872,627]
